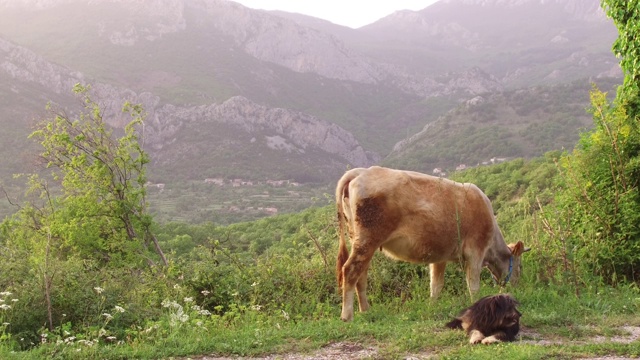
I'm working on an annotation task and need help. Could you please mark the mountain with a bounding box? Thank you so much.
[384,77,620,174]
[0,0,623,222]
[356,0,618,85]
[0,35,377,181]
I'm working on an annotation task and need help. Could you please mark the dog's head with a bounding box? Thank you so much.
[467,294,521,331]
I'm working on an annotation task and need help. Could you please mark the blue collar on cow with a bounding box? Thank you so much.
[493,256,514,287]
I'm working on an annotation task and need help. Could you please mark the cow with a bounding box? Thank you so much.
[335,166,528,322]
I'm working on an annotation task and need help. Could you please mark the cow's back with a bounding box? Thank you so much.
[343,166,497,264]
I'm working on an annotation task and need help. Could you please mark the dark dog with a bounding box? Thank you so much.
[445,294,521,344]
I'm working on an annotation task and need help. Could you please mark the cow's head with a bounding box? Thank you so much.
[504,241,530,286]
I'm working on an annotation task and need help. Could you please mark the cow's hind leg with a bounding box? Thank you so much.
[429,262,447,299]
[341,244,375,322]
[356,263,371,312]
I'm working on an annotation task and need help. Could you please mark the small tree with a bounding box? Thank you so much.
[26,83,167,267]
[1,84,169,333]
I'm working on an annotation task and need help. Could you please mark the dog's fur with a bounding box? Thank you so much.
[445,294,521,344]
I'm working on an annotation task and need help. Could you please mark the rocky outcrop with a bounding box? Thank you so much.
[0,36,375,168]
[190,0,385,84]
[0,37,84,94]
[166,96,377,166]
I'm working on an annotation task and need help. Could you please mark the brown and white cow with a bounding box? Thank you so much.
[335,166,528,321]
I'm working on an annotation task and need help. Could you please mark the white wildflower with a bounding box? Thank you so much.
[169,307,189,326]
[102,313,113,320]
[11,299,18,302]
[106,336,117,341]
[251,282,259,287]
[114,305,125,313]
[93,287,104,294]
[282,310,290,321]
[173,284,180,290]
[0,291,12,297]
[198,309,211,316]
[201,290,210,296]
[251,305,262,311]
[191,305,201,311]
[184,297,194,303]
[0,304,12,310]
[77,339,96,347]
[143,325,159,334]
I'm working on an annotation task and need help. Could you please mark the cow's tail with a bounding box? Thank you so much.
[335,168,365,289]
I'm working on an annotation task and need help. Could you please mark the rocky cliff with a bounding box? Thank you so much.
[0,0,512,98]
[0,36,376,170]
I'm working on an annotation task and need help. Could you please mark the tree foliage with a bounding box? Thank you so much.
[601,0,640,116]
[552,1,640,282]
[23,84,166,267]
[557,88,640,280]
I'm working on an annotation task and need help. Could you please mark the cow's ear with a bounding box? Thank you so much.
[511,241,526,256]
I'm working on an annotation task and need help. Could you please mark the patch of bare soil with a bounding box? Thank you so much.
[520,325,640,346]
[521,325,640,360]
[193,342,381,360]
[189,326,640,360]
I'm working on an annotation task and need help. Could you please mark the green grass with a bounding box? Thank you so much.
[2,282,639,359]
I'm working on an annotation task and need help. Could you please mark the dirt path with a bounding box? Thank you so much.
[190,326,640,360]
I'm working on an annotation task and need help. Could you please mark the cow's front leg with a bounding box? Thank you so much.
[464,260,482,300]
[340,245,375,321]
[429,262,447,298]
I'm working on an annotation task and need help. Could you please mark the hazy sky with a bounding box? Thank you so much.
[232,0,440,29]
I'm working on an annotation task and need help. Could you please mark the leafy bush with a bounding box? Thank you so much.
[551,87,640,282]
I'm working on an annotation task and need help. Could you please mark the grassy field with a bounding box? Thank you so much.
[2,267,639,360]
